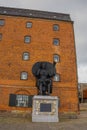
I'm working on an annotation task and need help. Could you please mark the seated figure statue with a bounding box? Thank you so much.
[32,62,56,95]
[36,63,52,95]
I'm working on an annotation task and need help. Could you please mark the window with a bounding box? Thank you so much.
[21,72,28,80]
[24,36,31,43]
[0,34,2,41]
[53,54,60,63]
[53,24,59,31]
[23,52,29,60]
[53,38,59,46]
[53,74,60,82]
[9,94,33,107]
[26,22,32,28]
[16,95,28,107]
[0,19,5,26]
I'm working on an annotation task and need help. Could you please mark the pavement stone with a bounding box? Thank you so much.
[0,104,87,130]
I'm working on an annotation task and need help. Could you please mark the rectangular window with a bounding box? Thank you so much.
[53,74,60,82]
[16,95,28,107]
[23,52,29,60]
[20,72,28,80]
[0,33,2,41]
[53,54,60,63]
[9,94,33,108]
[26,22,32,28]
[53,24,59,31]
[0,19,5,26]
[53,38,59,46]
[24,36,31,43]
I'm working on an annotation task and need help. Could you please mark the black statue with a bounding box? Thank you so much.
[32,62,56,95]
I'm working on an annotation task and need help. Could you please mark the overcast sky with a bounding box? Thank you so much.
[0,0,87,83]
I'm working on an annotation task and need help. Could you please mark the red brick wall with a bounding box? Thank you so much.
[83,89,87,99]
[0,14,79,113]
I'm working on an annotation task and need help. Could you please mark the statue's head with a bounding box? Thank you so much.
[41,62,46,69]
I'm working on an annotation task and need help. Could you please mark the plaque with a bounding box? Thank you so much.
[40,103,51,112]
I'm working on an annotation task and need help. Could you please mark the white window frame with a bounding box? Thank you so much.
[26,22,32,28]
[16,95,28,107]
[53,38,59,46]
[21,72,28,80]
[53,24,59,31]
[0,19,5,26]
[53,54,60,63]
[23,52,29,60]
[53,73,60,82]
[24,36,31,43]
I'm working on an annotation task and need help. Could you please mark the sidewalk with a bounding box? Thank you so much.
[0,104,87,130]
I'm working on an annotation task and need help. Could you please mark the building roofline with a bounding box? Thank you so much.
[0,6,72,22]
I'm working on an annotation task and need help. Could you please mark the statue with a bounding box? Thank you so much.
[32,62,56,95]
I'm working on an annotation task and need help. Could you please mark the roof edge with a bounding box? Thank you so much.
[0,6,72,22]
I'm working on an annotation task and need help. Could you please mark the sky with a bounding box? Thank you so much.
[0,0,87,83]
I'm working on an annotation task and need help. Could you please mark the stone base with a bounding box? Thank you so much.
[32,95,59,122]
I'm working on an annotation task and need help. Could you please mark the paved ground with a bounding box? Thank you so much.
[0,103,87,130]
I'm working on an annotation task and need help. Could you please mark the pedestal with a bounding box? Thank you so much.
[32,95,59,122]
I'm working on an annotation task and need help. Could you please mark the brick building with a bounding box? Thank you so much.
[78,83,87,103]
[0,7,79,114]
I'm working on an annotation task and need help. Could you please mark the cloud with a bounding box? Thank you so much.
[78,65,87,83]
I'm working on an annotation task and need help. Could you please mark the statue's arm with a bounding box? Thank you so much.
[36,69,40,76]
